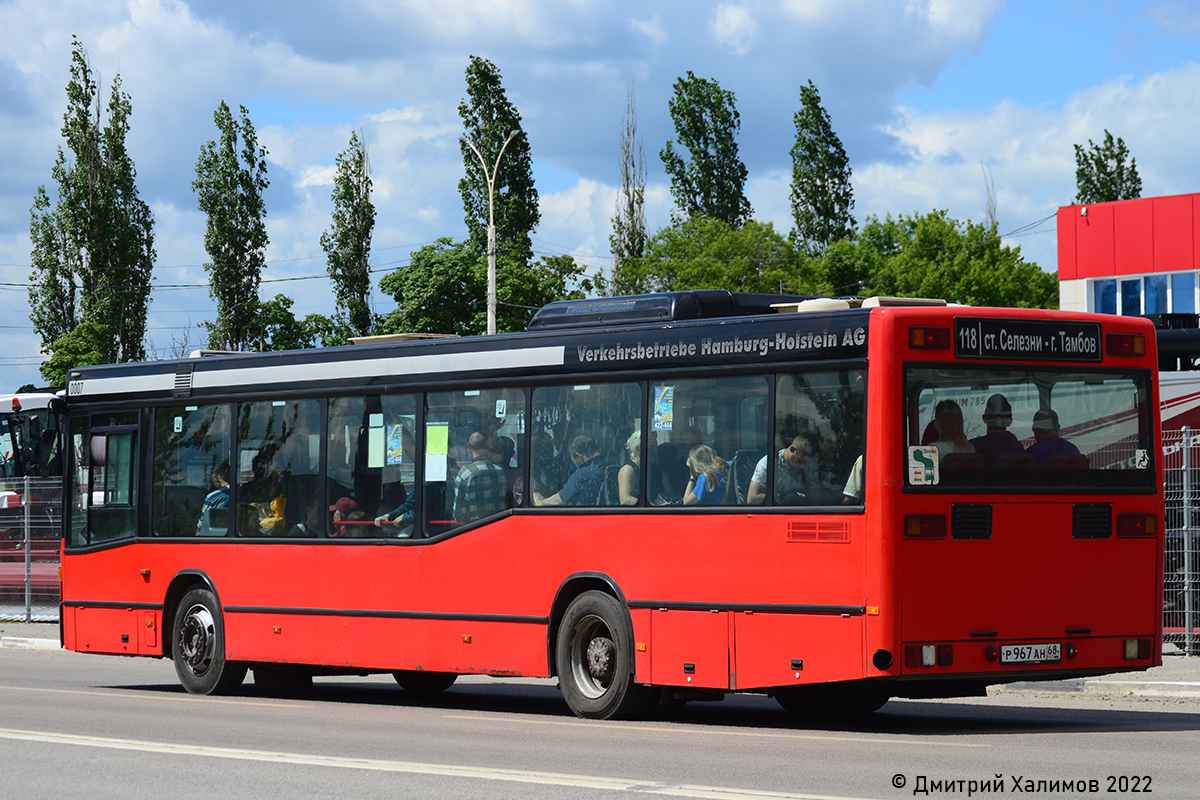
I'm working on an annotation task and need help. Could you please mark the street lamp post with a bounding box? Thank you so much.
[462,129,522,336]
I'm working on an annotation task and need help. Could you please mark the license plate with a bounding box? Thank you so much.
[1000,642,1062,664]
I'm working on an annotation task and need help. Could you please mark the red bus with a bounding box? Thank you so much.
[60,292,1163,718]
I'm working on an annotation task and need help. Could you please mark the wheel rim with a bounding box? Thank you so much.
[178,603,216,677]
[569,613,616,700]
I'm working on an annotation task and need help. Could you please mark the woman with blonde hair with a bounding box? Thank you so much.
[617,430,643,505]
[683,444,728,505]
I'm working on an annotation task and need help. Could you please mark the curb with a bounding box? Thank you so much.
[994,677,1200,699]
[0,636,61,652]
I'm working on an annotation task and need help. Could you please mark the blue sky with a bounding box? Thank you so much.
[0,0,1198,391]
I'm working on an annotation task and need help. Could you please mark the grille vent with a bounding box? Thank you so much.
[952,504,992,539]
[1073,504,1112,539]
[787,520,849,543]
[173,363,195,398]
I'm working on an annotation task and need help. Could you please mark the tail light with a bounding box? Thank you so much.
[1106,332,1145,356]
[1116,513,1157,537]
[905,514,946,539]
[910,326,950,350]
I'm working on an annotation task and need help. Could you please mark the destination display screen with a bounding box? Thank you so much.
[954,318,1103,362]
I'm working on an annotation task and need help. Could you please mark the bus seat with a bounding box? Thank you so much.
[993,453,1036,469]
[939,453,985,469]
[597,463,622,506]
[1045,453,1089,469]
[724,449,764,505]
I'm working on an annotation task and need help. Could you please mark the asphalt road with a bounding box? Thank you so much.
[2,646,1199,800]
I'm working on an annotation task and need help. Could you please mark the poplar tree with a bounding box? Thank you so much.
[193,101,270,351]
[609,81,647,292]
[660,71,751,228]
[790,80,855,255]
[29,37,155,383]
[458,56,539,265]
[320,130,375,337]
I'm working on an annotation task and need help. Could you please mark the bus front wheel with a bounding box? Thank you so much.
[172,587,246,695]
[556,590,652,720]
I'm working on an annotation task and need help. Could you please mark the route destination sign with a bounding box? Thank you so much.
[954,318,1102,362]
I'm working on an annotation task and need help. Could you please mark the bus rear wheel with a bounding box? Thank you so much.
[392,671,458,693]
[556,590,652,720]
[172,587,246,695]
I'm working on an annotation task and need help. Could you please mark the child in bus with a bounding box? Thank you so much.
[683,445,728,505]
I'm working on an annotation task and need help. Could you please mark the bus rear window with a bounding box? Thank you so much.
[904,366,1154,492]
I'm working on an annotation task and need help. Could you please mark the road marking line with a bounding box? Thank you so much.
[0,727,881,800]
[441,714,987,747]
[0,685,306,709]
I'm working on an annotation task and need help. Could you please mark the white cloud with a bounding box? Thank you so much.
[711,4,758,57]
[630,13,668,44]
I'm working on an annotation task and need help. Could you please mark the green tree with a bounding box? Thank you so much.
[458,56,539,265]
[193,101,270,351]
[29,38,155,385]
[660,72,751,228]
[616,217,809,295]
[378,239,591,336]
[790,80,855,254]
[816,211,1058,308]
[321,129,375,337]
[1074,130,1142,204]
[610,81,647,283]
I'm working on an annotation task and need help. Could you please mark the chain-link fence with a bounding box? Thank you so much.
[0,477,61,622]
[1163,428,1200,654]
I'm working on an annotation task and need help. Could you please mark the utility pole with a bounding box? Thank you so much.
[462,129,522,335]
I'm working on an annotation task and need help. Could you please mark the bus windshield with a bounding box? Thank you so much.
[904,365,1155,492]
[0,408,63,479]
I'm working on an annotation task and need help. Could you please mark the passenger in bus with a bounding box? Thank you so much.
[1026,409,1082,467]
[842,454,865,504]
[451,431,512,523]
[618,430,666,506]
[329,496,359,537]
[489,435,516,470]
[683,445,728,505]
[373,487,415,536]
[534,434,608,507]
[287,495,321,537]
[196,462,230,533]
[747,436,819,505]
[928,399,975,459]
[969,393,1024,466]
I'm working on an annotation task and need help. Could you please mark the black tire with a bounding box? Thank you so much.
[392,670,458,693]
[556,590,653,720]
[775,687,888,718]
[172,587,246,695]
[253,666,314,695]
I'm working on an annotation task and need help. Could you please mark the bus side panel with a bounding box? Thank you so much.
[733,612,864,690]
[648,609,729,689]
[69,606,141,656]
[223,614,548,676]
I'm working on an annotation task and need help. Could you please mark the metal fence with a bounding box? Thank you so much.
[1163,428,1200,654]
[0,477,61,622]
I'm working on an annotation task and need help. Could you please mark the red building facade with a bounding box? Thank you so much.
[1058,192,1200,315]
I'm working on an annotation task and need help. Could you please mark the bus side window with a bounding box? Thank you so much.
[530,383,640,508]
[773,369,865,507]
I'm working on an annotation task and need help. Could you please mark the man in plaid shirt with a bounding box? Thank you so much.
[452,431,512,524]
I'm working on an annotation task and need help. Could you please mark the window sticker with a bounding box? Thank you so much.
[1134,449,1149,469]
[908,446,939,485]
[386,424,405,466]
[652,386,674,431]
[425,423,449,482]
[496,399,507,419]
